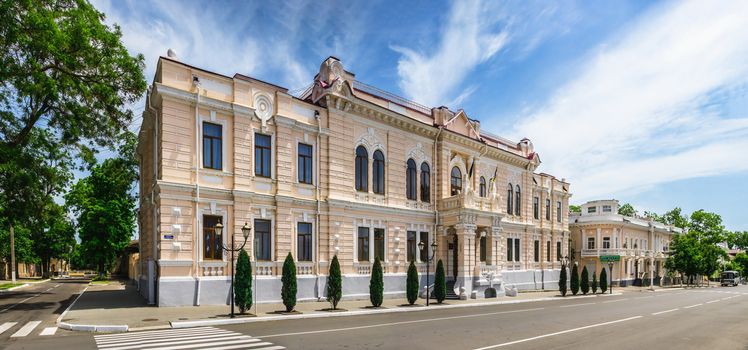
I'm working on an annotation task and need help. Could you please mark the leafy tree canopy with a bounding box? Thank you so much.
[618,203,637,217]
[569,205,581,213]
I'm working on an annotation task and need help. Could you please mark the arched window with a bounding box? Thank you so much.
[450,167,462,196]
[355,146,368,192]
[479,177,487,197]
[373,150,385,194]
[515,185,521,216]
[420,162,430,203]
[507,184,514,215]
[406,159,417,200]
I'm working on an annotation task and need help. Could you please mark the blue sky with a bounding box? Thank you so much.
[93,0,748,231]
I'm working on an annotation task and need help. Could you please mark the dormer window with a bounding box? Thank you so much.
[602,205,612,213]
[588,206,597,214]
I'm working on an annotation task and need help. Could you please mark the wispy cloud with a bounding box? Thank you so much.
[511,0,748,201]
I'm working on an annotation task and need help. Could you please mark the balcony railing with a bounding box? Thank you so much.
[437,191,501,213]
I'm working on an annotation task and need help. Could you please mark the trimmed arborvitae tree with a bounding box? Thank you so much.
[327,255,342,309]
[581,266,590,295]
[406,260,419,305]
[592,270,598,294]
[434,259,447,304]
[600,268,608,294]
[234,249,252,313]
[559,265,568,296]
[281,252,297,312]
[571,264,580,295]
[370,257,384,307]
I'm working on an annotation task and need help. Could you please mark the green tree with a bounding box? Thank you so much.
[33,202,75,278]
[733,252,748,274]
[369,257,384,307]
[580,266,590,295]
[559,264,568,296]
[689,210,726,244]
[326,255,342,310]
[569,205,581,213]
[618,203,637,217]
[281,252,297,312]
[600,268,608,294]
[65,133,138,276]
[644,211,665,224]
[234,249,252,314]
[570,264,580,295]
[592,270,598,294]
[434,259,446,304]
[662,207,689,230]
[406,260,419,305]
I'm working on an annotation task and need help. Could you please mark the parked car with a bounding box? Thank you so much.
[721,271,742,286]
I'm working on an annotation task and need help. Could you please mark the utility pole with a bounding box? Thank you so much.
[10,223,16,284]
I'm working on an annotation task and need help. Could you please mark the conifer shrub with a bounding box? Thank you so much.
[370,257,384,307]
[581,265,590,295]
[234,249,252,313]
[406,260,419,305]
[434,259,447,303]
[600,268,608,294]
[327,255,342,309]
[559,264,568,296]
[571,263,580,295]
[592,270,598,294]
[281,252,297,312]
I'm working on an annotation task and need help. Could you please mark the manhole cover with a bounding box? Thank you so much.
[142,318,159,322]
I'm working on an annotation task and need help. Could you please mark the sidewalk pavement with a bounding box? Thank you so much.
[60,280,653,332]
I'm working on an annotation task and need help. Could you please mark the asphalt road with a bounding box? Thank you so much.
[5,284,748,350]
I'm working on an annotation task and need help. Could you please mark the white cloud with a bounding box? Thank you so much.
[511,0,748,202]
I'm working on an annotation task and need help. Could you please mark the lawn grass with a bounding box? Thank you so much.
[0,282,24,290]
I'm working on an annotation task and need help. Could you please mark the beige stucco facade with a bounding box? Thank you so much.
[570,200,682,287]
[137,55,571,306]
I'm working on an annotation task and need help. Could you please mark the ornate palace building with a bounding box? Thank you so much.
[137,55,571,306]
[570,200,681,287]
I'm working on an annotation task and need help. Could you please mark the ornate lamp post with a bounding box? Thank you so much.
[217,222,252,318]
[418,239,439,306]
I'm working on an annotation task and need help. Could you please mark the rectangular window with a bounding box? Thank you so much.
[407,231,417,262]
[254,133,272,178]
[557,201,562,222]
[374,228,385,261]
[420,232,429,262]
[603,237,611,249]
[358,227,370,262]
[480,235,487,262]
[254,219,272,261]
[297,143,313,184]
[588,206,597,214]
[602,205,612,213]
[297,222,312,261]
[533,197,539,219]
[506,238,513,262]
[556,241,562,261]
[202,122,222,170]
[587,237,595,250]
[514,239,520,262]
[534,240,540,262]
[202,215,222,260]
[545,199,551,220]
[546,241,551,262]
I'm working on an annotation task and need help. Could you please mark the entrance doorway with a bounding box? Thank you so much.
[446,234,458,280]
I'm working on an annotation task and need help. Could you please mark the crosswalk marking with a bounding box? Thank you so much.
[39,327,58,336]
[94,327,284,350]
[0,322,18,335]
[11,320,41,338]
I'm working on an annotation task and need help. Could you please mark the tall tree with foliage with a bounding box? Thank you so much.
[600,268,608,294]
[234,249,252,314]
[733,253,748,274]
[580,266,590,295]
[570,264,580,295]
[369,257,383,307]
[665,233,700,285]
[33,202,75,278]
[618,203,637,217]
[327,255,342,310]
[569,205,581,213]
[559,264,568,296]
[66,133,138,276]
[281,252,297,312]
[434,259,446,303]
[406,260,419,305]
[662,207,689,230]
[591,270,598,294]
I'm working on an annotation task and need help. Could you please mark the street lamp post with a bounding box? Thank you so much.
[418,239,438,306]
[217,222,252,318]
[608,261,614,294]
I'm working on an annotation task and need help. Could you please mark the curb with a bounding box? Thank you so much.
[171,292,624,329]
[1,283,30,292]
[58,322,128,333]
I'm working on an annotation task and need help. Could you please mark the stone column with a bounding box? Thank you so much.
[455,223,476,299]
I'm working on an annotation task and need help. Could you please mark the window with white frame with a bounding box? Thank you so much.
[298,143,313,184]
[374,228,385,261]
[407,231,417,262]
[419,231,429,262]
[357,227,369,262]
[587,237,595,250]
[297,222,312,261]
[603,237,611,249]
[255,133,272,178]
[255,219,272,261]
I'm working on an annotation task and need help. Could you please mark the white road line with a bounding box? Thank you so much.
[683,303,703,309]
[11,320,41,338]
[95,326,215,339]
[98,334,250,348]
[256,307,545,339]
[135,339,261,350]
[472,316,643,349]
[602,298,628,303]
[40,327,58,336]
[652,308,679,315]
[194,344,280,350]
[95,328,232,342]
[96,329,234,344]
[100,336,257,350]
[706,300,720,304]
[0,322,18,335]
[560,302,596,308]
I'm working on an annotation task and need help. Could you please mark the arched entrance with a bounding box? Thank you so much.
[446,232,458,281]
